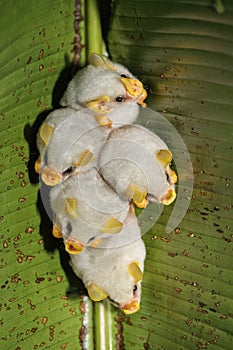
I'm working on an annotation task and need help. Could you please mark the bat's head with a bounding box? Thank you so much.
[60,53,147,126]
[72,237,146,314]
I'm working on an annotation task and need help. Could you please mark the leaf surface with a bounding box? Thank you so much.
[108,1,233,349]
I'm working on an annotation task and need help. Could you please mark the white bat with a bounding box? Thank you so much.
[50,168,133,252]
[34,55,159,315]
[70,237,146,314]
[99,124,177,208]
[35,107,74,173]
[36,109,110,186]
[60,53,147,127]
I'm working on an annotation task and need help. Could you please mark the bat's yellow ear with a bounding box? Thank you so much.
[100,217,123,234]
[89,53,117,71]
[156,149,172,169]
[34,156,41,174]
[52,223,63,238]
[128,261,143,283]
[39,123,54,146]
[73,149,94,167]
[87,283,108,301]
[89,53,106,67]
[63,197,77,219]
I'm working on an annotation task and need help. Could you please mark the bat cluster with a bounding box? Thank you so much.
[35,54,177,314]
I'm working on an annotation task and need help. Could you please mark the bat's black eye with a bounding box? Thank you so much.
[63,167,74,175]
[66,222,72,234]
[133,284,138,294]
[116,96,124,102]
[121,74,127,78]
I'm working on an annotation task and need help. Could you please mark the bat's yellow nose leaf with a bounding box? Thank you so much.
[39,123,54,146]
[122,301,140,314]
[88,283,108,301]
[65,238,84,254]
[74,149,94,167]
[121,78,143,96]
[41,167,62,186]
[128,261,143,283]
[100,217,123,234]
[64,197,77,219]
[162,188,177,206]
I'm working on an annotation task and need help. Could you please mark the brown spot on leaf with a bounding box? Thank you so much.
[161,237,171,243]
[38,49,44,60]
[27,56,32,64]
[42,317,48,324]
[39,64,44,71]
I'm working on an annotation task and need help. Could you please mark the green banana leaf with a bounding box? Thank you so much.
[108,1,233,349]
[1,1,232,350]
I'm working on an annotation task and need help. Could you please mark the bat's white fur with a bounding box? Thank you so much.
[99,124,175,202]
[36,108,76,156]
[36,56,152,313]
[97,208,141,249]
[38,109,110,175]
[60,58,142,127]
[50,168,131,245]
[70,237,146,308]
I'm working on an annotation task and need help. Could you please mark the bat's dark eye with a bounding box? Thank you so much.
[63,167,74,175]
[165,171,170,182]
[66,222,72,234]
[133,284,138,294]
[116,96,124,102]
[121,74,127,78]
